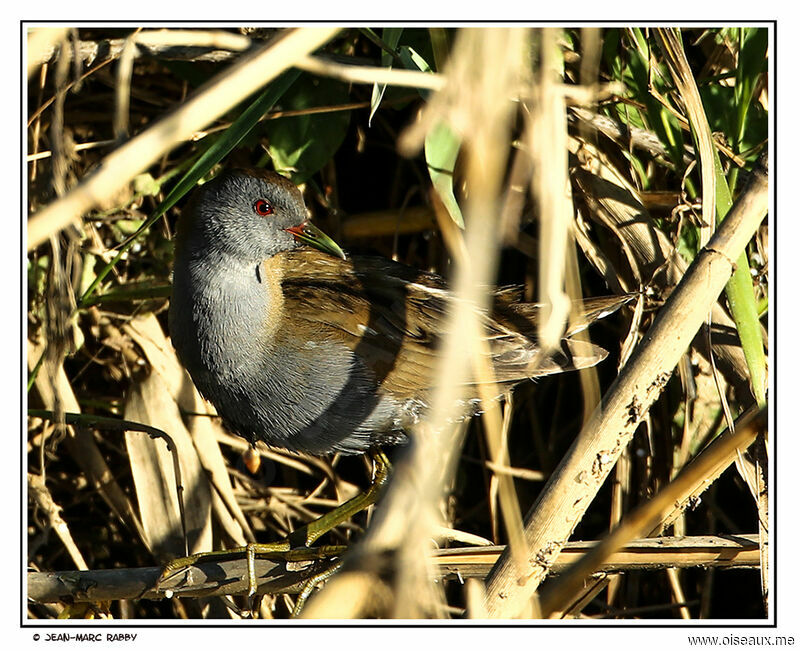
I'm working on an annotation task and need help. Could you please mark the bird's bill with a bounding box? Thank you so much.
[284,221,346,260]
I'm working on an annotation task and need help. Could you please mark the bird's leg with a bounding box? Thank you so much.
[283,450,390,615]
[157,449,391,601]
[288,448,391,547]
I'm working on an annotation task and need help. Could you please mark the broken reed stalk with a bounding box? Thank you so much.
[482,156,768,618]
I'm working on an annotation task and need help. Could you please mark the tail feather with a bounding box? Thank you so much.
[489,336,608,384]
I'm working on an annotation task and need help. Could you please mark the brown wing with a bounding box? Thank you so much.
[279,250,609,402]
[280,251,445,400]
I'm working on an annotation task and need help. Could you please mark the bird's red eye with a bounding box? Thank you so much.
[253,199,274,216]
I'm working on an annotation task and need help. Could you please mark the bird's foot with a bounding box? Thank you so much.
[156,450,390,610]
[156,541,345,607]
[291,558,344,617]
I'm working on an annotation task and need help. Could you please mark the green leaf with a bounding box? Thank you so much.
[396,44,464,228]
[263,75,351,184]
[158,69,301,217]
[660,30,767,405]
[734,27,768,148]
[627,30,686,168]
[424,121,464,228]
[368,28,404,126]
[398,45,433,85]
[711,151,767,406]
[728,27,768,192]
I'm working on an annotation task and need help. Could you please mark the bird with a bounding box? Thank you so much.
[163,167,632,602]
[169,167,619,460]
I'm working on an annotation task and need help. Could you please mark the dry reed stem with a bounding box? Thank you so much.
[300,28,530,619]
[342,205,436,238]
[466,579,489,618]
[124,372,213,561]
[27,27,339,250]
[27,339,146,543]
[530,29,608,435]
[665,567,692,619]
[754,438,769,608]
[483,158,768,618]
[128,29,252,52]
[439,198,527,574]
[28,557,327,604]
[29,30,253,69]
[27,533,760,604]
[538,406,766,617]
[571,138,753,405]
[651,404,761,536]
[534,28,572,353]
[28,473,88,571]
[113,33,137,140]
[296,55,446,90]
[26,27,70,77]
[439,534,761,579]
[472,350,528,573]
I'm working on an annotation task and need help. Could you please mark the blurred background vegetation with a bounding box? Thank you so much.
[26,26,769,620]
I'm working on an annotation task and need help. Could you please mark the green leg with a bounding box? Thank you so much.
[291,558,344,617]
[158,449,391,600]
[288,448,391,547]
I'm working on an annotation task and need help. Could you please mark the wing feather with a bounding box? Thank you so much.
[278,250,610,402]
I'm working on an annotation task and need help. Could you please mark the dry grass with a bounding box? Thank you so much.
[26,25,769,621]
